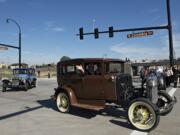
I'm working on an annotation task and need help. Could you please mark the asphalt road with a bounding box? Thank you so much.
[0,79,179,135]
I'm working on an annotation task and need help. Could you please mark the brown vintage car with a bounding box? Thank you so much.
[52,58,176,131]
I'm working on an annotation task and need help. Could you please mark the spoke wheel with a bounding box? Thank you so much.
[56,92,70,113]
[128,98,160,131]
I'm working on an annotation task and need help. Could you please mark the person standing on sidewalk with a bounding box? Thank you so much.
[177,67,180,85]
[165,68,171,87]
[172,66,178,88]
[38,70,41,78]
[165,67,173,87]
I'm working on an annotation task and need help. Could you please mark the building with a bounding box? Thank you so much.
[10,63,28,69]
[0,64,8,69]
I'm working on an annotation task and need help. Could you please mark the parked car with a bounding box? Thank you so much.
[52,58,176,131]
[2,68,37,92]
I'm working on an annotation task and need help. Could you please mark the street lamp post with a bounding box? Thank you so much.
[6,18,22,68]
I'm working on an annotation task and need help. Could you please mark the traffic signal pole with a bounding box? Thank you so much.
[167,0,174,67]
[0,43,21,68]
[78,26,168,37]
[0,43,19,49]
[77,0,174,67]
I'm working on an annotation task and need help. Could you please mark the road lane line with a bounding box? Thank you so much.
[130,130,147,135]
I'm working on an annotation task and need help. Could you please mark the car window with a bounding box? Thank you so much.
[14,69,28,74]
[84,63,102,75]
[67,65,75,73]
[106,62,124,74]
[61,64,85,76]
[29,69,35,75]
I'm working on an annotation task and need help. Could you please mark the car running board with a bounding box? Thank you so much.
[72,103,104,111]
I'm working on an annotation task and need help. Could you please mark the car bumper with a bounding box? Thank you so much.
[6,83,26,89]
[12,85,26,88]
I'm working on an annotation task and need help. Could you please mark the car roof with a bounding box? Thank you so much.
[58,58,124,64]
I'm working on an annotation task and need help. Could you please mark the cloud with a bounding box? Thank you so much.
[22,50,46,56]
[161,33,180,58]
[110,42,168,60]
[110,32,180,60]
[22,51,32,55]
[0,0,7,3]
[29,2,42,9]
[51,27,64,32]
[44,21,64,32]
[149,8,158,13]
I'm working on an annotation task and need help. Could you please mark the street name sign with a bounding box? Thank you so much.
[0,46,8,50]
[127,31,153,38]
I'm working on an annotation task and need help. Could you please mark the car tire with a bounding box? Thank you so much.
[33,81,37,87]
[24,82,29,91]
[157,90,173,116]
[128,98,160,132]
[56,92,70,113]
[2,83,7,92]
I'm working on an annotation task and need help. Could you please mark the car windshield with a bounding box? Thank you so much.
[14,69,29,74]
[106,62,124,73]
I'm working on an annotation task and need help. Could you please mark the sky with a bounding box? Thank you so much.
[0,0,180,65]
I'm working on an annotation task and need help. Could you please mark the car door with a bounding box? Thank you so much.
[103,74,117,101]
[82,63,105,100]
[103,62,124,101]
[61,64,84,99]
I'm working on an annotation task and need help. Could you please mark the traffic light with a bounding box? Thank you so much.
[109,26,114,38]
[94,28,99,39]
[79,27,84,40]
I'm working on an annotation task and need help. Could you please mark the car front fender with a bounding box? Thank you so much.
[55,85,78,105]
[2,78,11,84]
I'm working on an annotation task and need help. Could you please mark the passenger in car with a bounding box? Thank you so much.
[76,64,84,74]
[94,64,102,75]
